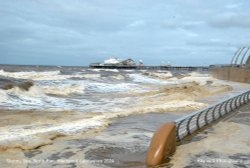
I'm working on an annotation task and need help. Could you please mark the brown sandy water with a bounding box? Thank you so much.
[0,112,182,168]
[1,100,249,168]
[0,66,250,168]
[0,80,234,152]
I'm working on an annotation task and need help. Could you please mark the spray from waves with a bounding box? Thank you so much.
[0,69,101,81]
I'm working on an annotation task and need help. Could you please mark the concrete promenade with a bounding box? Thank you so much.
[170,102,250,168]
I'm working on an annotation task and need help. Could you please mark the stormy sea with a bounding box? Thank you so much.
[0,64,249,168]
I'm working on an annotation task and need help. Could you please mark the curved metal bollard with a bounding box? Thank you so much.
[146,122,176,167]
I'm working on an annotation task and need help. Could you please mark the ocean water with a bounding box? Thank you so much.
[0,65,186,139]
[0,64,248,168]
[0,65,170,111]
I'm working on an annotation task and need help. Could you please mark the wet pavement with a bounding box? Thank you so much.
[170,102,250,168]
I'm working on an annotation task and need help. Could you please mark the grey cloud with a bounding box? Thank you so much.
[0,0,250,66]
[186,40,233,48]
[209,12,250,28]
[161,20,205,30]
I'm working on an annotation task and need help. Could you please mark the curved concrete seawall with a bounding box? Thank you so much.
[146,90,250,166]
[210,67,250,84]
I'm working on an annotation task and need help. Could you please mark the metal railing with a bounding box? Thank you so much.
[175,90,250,141]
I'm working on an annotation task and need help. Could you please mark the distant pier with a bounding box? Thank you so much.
[89,65,209,71]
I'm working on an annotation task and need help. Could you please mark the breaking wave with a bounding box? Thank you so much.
[0,69,100,81]
[90,69,119,73]
[129,74,175,84]
[0,115,108,150]
[0,68,237,153]
[143,71,173,79]
[82,74,101,78]
[0,70,63,80]
[0,84,91,110]
[0,89,8,102]
[0,98,208,151]
[42,83,85,95]
[86,82,143,93]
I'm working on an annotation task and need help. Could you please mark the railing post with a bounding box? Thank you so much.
[196,110,205,129]
[218,102,225,117]
[187,116,195,135]
[224,99,230,113]
[205,108,212,124]
[212,105,219,121]
[230,98,234,110]
[176,120,185,141]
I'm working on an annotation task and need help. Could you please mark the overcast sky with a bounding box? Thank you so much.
[0,0,250,66]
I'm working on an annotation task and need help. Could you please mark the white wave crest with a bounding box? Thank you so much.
[0,115,107,150]
[6,85,44,97]
[82,74,101,78]
[0,89,8,102]
[86,82,142,92]
[2,86,68,109]
[177,72,214,85]
[129,73,173,84]
[0,70,66,80]
[144,71,173,79]
[0,83,97,110]
[43,83,85,95]
[90,69,119,73]
[0,70,97,80]
[111,74,125,80]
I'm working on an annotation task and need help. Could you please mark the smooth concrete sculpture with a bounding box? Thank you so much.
[146,122,176,167]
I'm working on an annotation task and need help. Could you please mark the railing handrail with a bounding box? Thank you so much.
[174,90,249,123]
[174,90,250,141]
